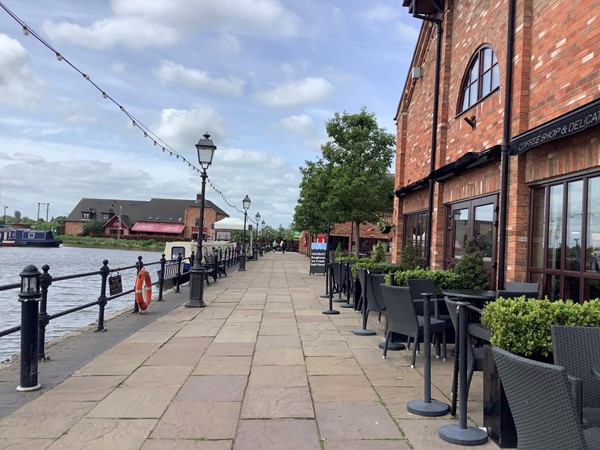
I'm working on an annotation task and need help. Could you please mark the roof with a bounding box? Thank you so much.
[213,217,246,230]
[65,197,228,224]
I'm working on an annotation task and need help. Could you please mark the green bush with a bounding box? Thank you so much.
[481,298,600,357]
[351,260,403,279]
[452,238,490,290]
[399,240,418,271]
[371,241,386,263]
[392,268,461,293]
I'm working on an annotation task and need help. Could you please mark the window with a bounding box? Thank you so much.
[82,212,91,220]
[403,210,429,266]
[101,212,112,220]
[458,46,500,113]
[529,173,600,302]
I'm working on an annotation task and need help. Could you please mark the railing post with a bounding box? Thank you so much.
[17,265,42,392]
[96,260,109,332]
[158,254,166,301]
[38,264,52,361]
[175,253,182,293]
[133,256,143,313]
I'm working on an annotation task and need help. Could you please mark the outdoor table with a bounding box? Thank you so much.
[442,289,497,302]
[593,361,600,381]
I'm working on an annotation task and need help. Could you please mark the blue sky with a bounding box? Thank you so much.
[0,0,420,228]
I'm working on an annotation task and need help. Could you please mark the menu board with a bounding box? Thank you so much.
[310,242,327,274]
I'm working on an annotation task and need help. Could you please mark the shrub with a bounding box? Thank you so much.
[371,241,386,263]
[452,238,490,290]
[481,298,600,357]
[392,268,461,293]
[399,240,418,271]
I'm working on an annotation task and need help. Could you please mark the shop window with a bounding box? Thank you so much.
[529,173,600,302]
[403,210,428,266]
[458,46,500,113]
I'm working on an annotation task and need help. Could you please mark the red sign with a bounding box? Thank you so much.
[192,227,198,233]
[316,234,327,243]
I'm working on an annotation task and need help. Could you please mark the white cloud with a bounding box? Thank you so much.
[276,114,314,136]
[209,33,242,55]
[0,35,43,108]
[43,16,180,50]
[255,77,334,109]
[154,60,245,97]
[43,0,300,50]
[152,106,227,152]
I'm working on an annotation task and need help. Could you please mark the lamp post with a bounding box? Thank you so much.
[186,133,217,308]
[261,219,265,253]
[3,205,7,224]
[239,195,251,271]
[255,212,261,256]
[17,264,42,392]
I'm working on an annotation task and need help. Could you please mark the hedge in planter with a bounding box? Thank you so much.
[392,268,461,293]
[480,297,600,357]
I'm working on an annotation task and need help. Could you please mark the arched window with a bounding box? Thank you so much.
[458,46,500,113]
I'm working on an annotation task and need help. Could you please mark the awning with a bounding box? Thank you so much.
[131,222,185,234]
[395,177,430,198]
[430,146,500,182]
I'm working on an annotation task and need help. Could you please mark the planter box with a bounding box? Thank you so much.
[483,345,517,448]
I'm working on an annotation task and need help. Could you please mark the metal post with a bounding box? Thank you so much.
[407,292,450,416]
[186,168,208,307]
[439,302,488,444]
[17,265,42,392]
[353,269,376,335]
[133,256,143,313]
[322,261,339,315]
[96,260,109,331]
[158,254,166,302]
[175,253,182,293]
[37,264,52,361]
[239,210,248,271]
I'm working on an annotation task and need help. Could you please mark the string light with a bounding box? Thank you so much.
[0,0,248,220]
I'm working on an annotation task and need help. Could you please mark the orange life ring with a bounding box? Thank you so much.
[135,268,152,311]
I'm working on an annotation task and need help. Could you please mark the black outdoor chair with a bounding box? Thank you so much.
[407,279,452,355]
[330,262,344,298]
[505,281,540,297]
[380,284,446,366]
[356,268,368,312]
[496,289,539,299]
[492,347,600,449]
[366,272,387,324]
[552,325,600,428]
[445,297,485,416]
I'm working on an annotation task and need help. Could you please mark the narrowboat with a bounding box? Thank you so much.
[0,228,62,247]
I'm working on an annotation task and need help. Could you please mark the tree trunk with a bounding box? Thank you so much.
[354,220,361,258]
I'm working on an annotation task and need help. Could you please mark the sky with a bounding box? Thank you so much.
[0,0,420,229]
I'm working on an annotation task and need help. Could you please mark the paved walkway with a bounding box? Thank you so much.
[0,252,500,449]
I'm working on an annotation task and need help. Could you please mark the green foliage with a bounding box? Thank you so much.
[399,240,418,271]
[351,259,403,279]
[452,238,490,290]
[334,242,344,260]
[481,298,600,357]
[392,268,461,293]
[372,241,386,263]
[294,107,396,256]
[13,210,21,223]
[82,220,106,236]
[60,235,164,251]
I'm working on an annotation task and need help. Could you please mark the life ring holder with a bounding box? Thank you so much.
[135,268,152,312]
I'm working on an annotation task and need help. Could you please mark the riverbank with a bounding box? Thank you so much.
[59,235,165,252]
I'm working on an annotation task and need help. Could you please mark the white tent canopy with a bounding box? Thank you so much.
[213,217,246,230]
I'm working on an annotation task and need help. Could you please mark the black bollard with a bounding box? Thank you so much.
[322,262,339,315]
[439,301,488,445]
[407,292,450,416]
[319,254,330,298]
[175,253,183,293]
[17,265,42,392]
[157,254,166,301]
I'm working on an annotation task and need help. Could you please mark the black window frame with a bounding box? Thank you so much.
[458,45,500,114]
[403,210,429,267]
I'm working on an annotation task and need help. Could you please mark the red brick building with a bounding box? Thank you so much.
[394,0,600,302]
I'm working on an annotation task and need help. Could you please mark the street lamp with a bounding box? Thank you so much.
[186,133,217,308]
[239,195,251,271]
[261,220,265,252]
[255,212,261,256]
[3,205,8,225]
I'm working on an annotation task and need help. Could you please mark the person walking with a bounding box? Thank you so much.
[280,240,286,254]
[272,239,278,251]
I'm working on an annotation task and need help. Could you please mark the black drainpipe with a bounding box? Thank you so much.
[411,14,443,268]
[497,0,516,290]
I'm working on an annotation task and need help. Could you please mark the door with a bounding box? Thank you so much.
[445,195,498,288]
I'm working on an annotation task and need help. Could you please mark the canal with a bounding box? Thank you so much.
[0,245,162,363]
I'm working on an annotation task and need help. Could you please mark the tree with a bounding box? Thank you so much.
[295,107,395,256]
[399,240,418,271]
[82,220,105,236]
[13,210,21,223]
[453,238,490,290]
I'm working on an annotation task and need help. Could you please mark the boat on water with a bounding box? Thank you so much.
[0,228,62,247]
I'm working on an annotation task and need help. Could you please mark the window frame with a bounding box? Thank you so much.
[457,45,500,114]
[403,210,429,267]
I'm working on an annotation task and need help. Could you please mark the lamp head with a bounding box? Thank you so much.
[195,132,217,169]
[242,195,251,211]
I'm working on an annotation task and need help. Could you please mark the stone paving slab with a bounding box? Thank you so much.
[0,252,501,449]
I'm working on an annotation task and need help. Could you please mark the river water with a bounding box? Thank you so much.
[0,246,162,363]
